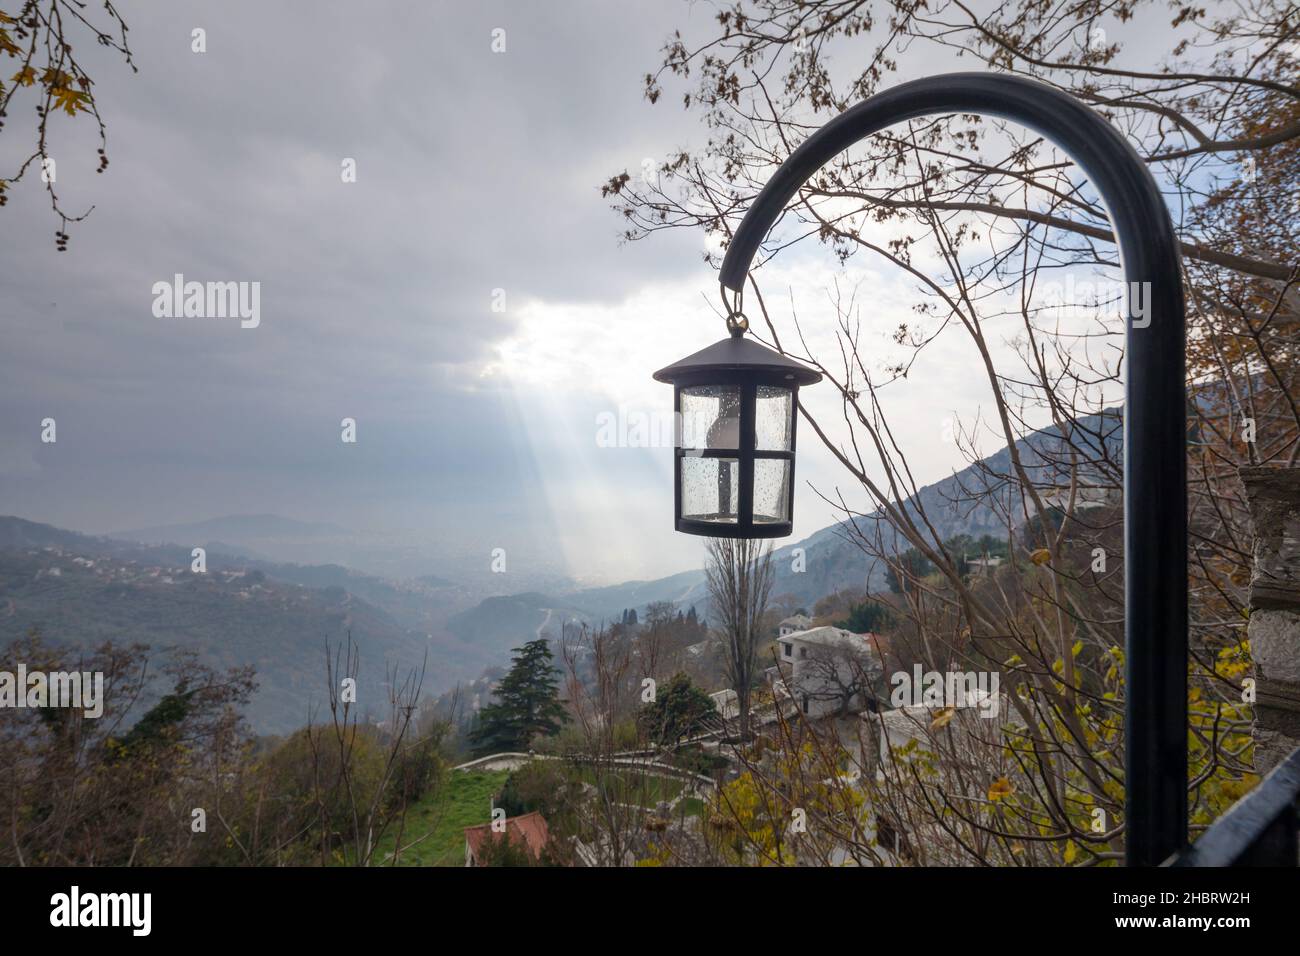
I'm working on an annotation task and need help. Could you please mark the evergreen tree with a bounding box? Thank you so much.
[470,640,566,755]
[885,548,935,593]
[836,600,892,634]
[640,673,717,746]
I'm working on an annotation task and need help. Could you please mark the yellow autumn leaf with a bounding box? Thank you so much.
[930,706,956,729]
[1030,548,1051,565]
[1064,840,1078,863]
[50,86,88,116]
[988,776,1014,801]
[12,65,36,86]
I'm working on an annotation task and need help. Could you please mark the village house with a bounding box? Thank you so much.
[778,613,813,637]
[1032,482,1116,516]
[965,555,1003,575]
[709,688,740,720]
[463,811,551,867]
[777,626,885,719]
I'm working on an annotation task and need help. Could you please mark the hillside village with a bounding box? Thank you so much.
[435,570,1014,868]
[0,502,1037,867]
[0,475,1099,869]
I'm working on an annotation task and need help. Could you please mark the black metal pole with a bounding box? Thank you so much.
[720,72,1188,866]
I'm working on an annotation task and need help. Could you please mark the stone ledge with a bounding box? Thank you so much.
[1241,467,1300,610]
[1248,608,1300,683]
[1242,466,1300,775]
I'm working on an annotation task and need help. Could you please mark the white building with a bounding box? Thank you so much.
[966,555,1003,575]
[875,686,1014,771]
[778,613,813,637]
[777,626,884,719]
[709,688,740,720]
[1034,482,1115,515]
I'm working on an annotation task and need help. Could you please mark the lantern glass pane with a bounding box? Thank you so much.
[755,385,793,451]
[681,456,740,524]
[680,385,741,450]
[753,458,791,524]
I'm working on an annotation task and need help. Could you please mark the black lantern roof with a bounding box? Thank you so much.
[652,335,822,387]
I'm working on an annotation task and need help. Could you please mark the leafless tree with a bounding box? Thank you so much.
[705,536,775,740]
[0,632,255,866]
[559,625,645,865]
[305,635,430,866]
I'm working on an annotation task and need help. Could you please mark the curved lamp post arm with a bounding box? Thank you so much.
[721,72,1188,866]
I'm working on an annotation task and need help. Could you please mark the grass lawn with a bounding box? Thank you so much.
[374,769,510,867]
[679,796,706,817]
[572,766,686,807]
[370,764,692,865]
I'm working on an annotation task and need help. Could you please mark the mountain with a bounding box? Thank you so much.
[0,516,610,734]
[0,522,418,733]
[446,592,592,648]
[549,569,707,624]
[113,513,577,594]
[553,407,1123,617]
[0,407,1123,733]
[0,517,498,734]
[0,517,115,554]
[111,513,364,570]
[417,409,1122,723]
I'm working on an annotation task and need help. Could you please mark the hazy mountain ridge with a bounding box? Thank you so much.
[0,525,419,733]
[111,512,576,594]
[553,408,1123,617]
[114,513,352,544]
[0,409,1122,733]
[446,592,593,648]
[0,517,500,733]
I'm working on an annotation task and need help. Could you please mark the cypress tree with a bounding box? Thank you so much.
[470,639,566,754]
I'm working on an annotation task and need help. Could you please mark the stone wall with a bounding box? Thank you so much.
[1241,467,1300,774]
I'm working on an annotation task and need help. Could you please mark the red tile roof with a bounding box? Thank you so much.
[464,811,551,863]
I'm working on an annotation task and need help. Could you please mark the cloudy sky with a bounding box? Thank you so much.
[0,1,1123,587]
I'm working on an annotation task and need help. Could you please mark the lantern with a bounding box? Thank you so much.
[653,327,821,538]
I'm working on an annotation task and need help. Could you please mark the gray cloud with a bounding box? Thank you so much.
[1,0,718,583]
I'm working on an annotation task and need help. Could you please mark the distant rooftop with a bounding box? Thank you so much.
[779,625,877,650]
[464,811,550,863]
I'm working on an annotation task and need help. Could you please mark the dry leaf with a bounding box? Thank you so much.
[988,776,1014,801]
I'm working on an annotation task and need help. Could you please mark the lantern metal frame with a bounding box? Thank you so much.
[654,334,821,539]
